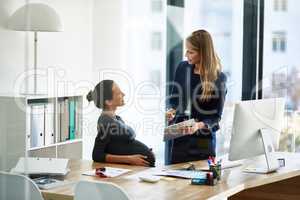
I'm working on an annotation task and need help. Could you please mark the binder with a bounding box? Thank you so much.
[30,104,45,148]
[45,102,55,145]
[75,99,81,138]
[57,102,61,143]
[69,100,76,140]
[60,99,69,142]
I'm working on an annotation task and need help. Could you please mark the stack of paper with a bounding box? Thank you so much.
[82,167,132,178]
[164,119,196,141]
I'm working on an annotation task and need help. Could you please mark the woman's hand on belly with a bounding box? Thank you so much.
[127,154,150,166]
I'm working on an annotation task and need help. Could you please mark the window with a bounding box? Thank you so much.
[274,0,288,11]
[272,32,286,52]
[264,0,300,152]
[274,0,279,11]
[151,0,163,13]
[151,32,162,51]
[167,0,244,156]
[118,0,166,164]
[282,0,287,11]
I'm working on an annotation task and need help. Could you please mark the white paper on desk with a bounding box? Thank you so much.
[82,167,132,178]
[163,119,196,141]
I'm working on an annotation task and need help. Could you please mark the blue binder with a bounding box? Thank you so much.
[69,100,76,140]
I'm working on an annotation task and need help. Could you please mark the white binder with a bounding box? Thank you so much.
[60,99,69,142]
[11,157,69,176]
[45,103,55,145]
[30,105,45,148]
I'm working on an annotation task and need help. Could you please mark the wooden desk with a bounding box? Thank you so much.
[42,152,300,200]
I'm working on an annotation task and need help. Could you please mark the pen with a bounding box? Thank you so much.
[208,156,214,165]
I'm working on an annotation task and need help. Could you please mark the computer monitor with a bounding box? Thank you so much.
[228,98,285,173]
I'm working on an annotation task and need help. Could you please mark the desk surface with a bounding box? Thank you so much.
[42,152,300,200]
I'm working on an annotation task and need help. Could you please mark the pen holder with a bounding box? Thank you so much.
[209,164,221,180]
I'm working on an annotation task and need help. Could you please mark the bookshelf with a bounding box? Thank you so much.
[0,95,83,171]
[27,95,83,159]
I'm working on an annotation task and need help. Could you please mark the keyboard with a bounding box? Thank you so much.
[155,170,206,179]
[221,160,243,169]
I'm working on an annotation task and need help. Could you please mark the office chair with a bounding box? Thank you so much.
[0,171,44,200]
[74,180,130,200]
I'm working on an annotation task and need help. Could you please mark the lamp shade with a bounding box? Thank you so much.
[7,3,63,32]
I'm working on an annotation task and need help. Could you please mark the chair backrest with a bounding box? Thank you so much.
[74,180,130,200]
[0,171,44,200]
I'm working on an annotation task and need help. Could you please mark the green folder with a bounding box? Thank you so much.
[69,100,76,140]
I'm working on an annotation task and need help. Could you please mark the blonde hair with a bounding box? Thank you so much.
[186,29,221,101]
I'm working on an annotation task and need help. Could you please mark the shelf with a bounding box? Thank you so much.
[28,139,82,151]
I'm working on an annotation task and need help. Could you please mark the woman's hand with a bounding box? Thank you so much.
[127,154,150,166]
[178,122,206,135]
[166,108,176,122]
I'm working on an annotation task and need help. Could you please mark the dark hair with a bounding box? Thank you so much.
[86,80,114,109]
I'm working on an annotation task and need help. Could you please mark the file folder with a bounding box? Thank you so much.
[30,104,45,148]
[69,100,76,140]
[45,103,55,145]
[60,99,69,141]
[57,102,61,143]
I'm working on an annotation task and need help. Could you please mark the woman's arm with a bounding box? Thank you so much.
[183,73,227,135]
[167,61,186,112]
[106,154,150,166]
[92,127,110,162]
[202,72,227,133]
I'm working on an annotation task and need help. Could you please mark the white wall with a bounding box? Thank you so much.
[93,0,123,71]
[0,0,28,95]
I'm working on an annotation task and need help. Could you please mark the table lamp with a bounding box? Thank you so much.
[7,3,63,95]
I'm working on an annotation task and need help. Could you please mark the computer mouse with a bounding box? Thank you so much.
[139,175,161,183]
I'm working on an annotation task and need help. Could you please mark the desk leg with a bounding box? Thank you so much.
[229,176,300,200]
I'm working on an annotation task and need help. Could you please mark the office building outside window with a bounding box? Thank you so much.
[272,32,286,52]
[274,0,288,11]
[264,0,300,152]
[119,0,166,164]
[181,0,244,156]
[151,0,163,13]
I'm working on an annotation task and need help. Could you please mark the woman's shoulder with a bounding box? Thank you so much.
[98,114,115,125]
[218,71,227,83]
[175,61,193,73]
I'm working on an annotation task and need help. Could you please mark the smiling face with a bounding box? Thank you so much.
[185,41,201,65]
[106,83,125,109]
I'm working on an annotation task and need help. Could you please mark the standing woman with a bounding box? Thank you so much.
[166,29,227,164]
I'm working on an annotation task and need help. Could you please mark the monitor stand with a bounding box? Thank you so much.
[243,128,280,174]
